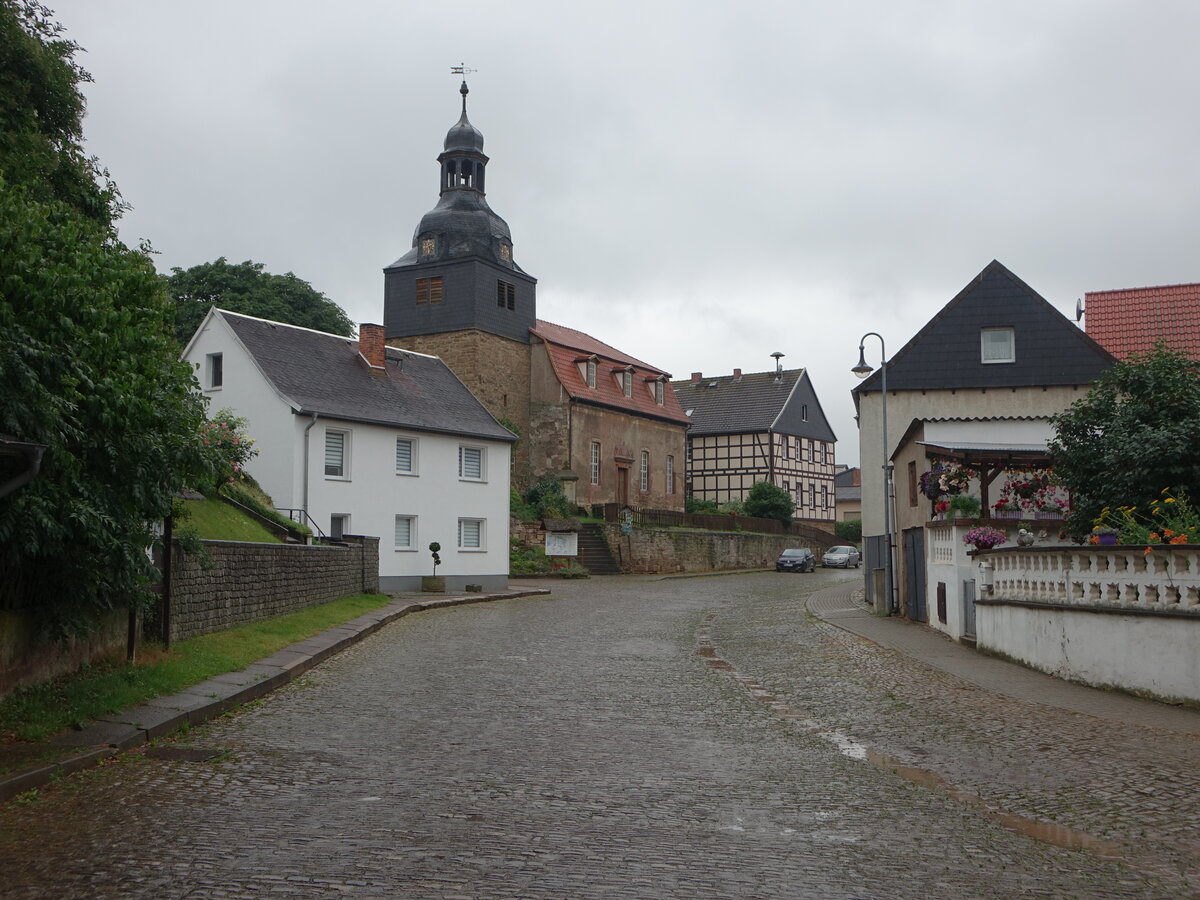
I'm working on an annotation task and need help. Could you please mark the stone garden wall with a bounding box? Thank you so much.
[165,535,380,642]
[596,525,831,575]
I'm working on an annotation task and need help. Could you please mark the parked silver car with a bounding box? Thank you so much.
[822,545,861,568]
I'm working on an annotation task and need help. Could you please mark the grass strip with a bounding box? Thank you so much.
[0,593,394,747]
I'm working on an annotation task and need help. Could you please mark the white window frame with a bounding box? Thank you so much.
[640,450,649,492]
[395,436,418,476]
[458,445,486,482]
[394,515,416,551]
[586,358,597,389]
[981,327,1016,363]
[324,429,350,479]
[622,369,633,397]
[653,379,664,405]
[666,454,675,494]
[590,441,601,485]
[205,352,223,390]
[458,517,485,551]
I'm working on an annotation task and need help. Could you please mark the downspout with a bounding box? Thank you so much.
[302,412,319,522]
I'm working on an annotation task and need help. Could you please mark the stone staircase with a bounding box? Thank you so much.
[578,524,621,575]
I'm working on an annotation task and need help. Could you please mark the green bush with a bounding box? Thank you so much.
[524,475,572,520]
[510,537,553,574]
[742,481,794,524]
[835,520,862,543]
[686,497,720,514]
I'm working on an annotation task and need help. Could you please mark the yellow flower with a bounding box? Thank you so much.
[1165,497,1176,503]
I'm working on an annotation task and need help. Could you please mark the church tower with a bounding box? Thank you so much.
[383,81,535,463]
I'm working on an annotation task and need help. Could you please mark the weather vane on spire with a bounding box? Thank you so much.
[450,63,477,77]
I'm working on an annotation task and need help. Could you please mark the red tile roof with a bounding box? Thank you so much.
[1085,283,1200,361]
[531,320,690,424]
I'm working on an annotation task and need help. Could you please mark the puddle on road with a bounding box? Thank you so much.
[694,613,1124,861]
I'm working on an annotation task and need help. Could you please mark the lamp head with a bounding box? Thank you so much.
[851,345,873,380]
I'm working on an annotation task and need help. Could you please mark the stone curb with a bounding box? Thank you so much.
[0,588,550,803]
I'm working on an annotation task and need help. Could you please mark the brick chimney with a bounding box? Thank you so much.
[691,372,703,383]
[852,468,861,486]
[358,323,386,370]
[733,368,742,382]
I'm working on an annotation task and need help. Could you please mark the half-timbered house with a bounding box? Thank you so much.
[671,362,837,522]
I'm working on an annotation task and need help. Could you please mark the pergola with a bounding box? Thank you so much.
[915,440,1054,519]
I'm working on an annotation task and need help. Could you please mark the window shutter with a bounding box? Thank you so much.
[324,432,344,476]
[460,446,483,479]
[395,516,412,548]
[460,519,481,548]
[396,438,413,473]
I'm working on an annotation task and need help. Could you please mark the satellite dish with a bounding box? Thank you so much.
[1075,298,1084,322]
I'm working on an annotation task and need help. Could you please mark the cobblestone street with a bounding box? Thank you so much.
[2,571,1197,898]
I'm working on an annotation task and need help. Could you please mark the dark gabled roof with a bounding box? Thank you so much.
[670,368,836,441]
[853,261,1115,401]
[217,310,516,442]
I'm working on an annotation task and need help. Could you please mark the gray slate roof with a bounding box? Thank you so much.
[671,369,837,441]
[220,311,517,442]
[853,260,1115,400]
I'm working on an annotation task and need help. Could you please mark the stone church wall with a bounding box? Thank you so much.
[388,330,531,484]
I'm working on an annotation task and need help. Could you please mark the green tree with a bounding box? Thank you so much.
[0,3,219,634]
[742,481,795,524]
[1048,345,1200,538]
[0,0,118,224]
[169,258,354,345]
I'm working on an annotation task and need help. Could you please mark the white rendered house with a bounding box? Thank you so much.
[183,308,516,591]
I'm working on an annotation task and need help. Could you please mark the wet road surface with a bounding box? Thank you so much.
[1,570,1196,897]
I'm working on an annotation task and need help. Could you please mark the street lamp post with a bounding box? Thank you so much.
[852,333,898,615]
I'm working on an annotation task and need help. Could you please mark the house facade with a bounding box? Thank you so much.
[381,81,684,504]
[671,364,837,522]
[852,261,1115,616]
[183,309,516,592]
[529,321,688,511]
[834,466,861,523]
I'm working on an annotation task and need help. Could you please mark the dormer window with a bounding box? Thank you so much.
[586,358,597,388]
[981,327,1015,363]
[653,379,664,405]
[622,369,633,397]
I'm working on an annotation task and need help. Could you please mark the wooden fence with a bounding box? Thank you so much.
[592,503,835,545]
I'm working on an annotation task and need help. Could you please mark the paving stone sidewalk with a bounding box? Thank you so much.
[0,586,550,802]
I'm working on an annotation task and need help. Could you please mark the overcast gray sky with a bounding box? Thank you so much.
[54,1,1200,467]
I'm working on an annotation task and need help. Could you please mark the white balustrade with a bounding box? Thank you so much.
[987,546,1200,613]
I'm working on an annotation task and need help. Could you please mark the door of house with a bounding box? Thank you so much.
[617,466,629,506]
[962,579,977,639]
[903,526,927,622]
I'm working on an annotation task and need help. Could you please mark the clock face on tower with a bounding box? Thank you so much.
[421,237,436,256]
[499,243,511,260]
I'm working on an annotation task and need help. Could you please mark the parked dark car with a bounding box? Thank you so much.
[822,545,862,568]
[775,548,815,573]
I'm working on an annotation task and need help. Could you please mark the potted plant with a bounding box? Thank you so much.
[422,541,445,592]
[963,525,1008,551]
[1090,526,1119,546]
[947,494,982,519]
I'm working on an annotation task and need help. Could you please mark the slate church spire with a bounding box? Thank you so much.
[384,79,536,345]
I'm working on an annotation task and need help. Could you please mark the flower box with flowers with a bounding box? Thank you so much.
[963,525,1008,551]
